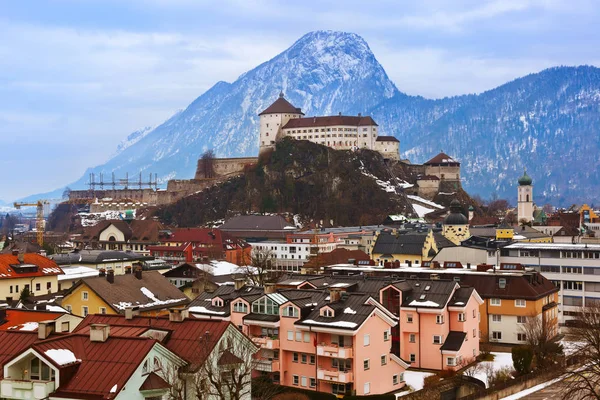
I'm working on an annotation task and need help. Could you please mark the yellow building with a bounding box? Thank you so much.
[61,269,189,317]
[495,222,514,240]
[442,199,471,245]
[0,253,63,302]
[371,229,455,266]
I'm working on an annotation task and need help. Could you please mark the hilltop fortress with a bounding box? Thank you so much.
[69,95,461,208]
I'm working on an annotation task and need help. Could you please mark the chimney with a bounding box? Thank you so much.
[358,112,362,117]
[329,288,342,303]
[264,283,276,294]
[134,267,143,280]
[106,269,115,284]
[168,308,189,322]
[125,266,132,274]
[90,324,110,342]
[11,250,18,256]
[38,320,56,340]
[234,278,246,290]
[98,268,106,277]
[124,306,139,320]
[338,112,342,116]
[17,253,24,264]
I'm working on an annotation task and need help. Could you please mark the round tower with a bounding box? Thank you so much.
[258,92,304,153]
[517,169,533,223]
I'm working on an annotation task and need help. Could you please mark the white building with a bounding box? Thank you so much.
[258,93,399,160]
[496,242,600,324]
[250,241,311,272]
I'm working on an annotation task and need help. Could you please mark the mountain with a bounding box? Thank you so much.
[33,30,600,205]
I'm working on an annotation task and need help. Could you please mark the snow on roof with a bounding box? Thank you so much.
[58,265,99,281]
[8,322,39,331]
[343,307,357,314]
[45,349,79,366]
[408,300,440,307]
[196,260,250,276]
[188,306,226,315]
[140,287,157,301]
[412,204,435,218]
[506,242,600,251]
[110,384,118,393]
[302,319,358,329]
[288,281,304,285]
[407,195,445,210]
[330,283,351,288]
[46,305,67,313]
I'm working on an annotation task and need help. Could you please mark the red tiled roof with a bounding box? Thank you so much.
[0,309,64,331]
[375,135,399,143]
[162,228,245,248]
[0,254,63,279]
[258,96,304,116]
[31,334,157,399]
[424,152,460,166]
[282,115,378,129]
[139,372,171,391]
[0,331,39,379]
[74,315,232,370]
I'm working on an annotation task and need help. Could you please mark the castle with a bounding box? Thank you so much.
[258,93,400,160]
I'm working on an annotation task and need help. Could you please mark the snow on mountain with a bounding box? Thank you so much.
[111,126,155,157]
[32,30,600,205]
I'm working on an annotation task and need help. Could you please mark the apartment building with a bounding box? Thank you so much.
[497,242,600,324]
[324,263,558,345]
[249,241,311,272]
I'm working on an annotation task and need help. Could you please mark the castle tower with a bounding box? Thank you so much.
[517,170,534,223]
[442,199,470,245]
[258,92,304,153]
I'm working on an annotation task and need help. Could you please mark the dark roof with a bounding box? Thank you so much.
[282,115,378,129]
[219,215,297,239]
[441,331,467,351]
[375,136,399,143]
[518,170,533,186]
[70,271,189,313]
[449,287,474,306]
[372,231,455,256]
[75,314,232,370]
[259,96,304,116]
[0,331,39,379]
[51,250,149,265]
[469,216,501,226]
[399,280,459,309]
[139,372,171,392]
[444,200,468,225]
[424,152,460,166]
[218,350,244,365]
[162,263,213,279]
[82,220,164,243]
[295,293,376,331]
[243,313,280,323]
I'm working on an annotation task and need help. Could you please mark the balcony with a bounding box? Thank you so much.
[255,359,280,373]
[0,379,56,399]
[251,336,280,350]
[317,368,353,383]
[316,344,353,359]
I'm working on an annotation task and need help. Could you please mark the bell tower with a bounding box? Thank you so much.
[517,169,533,223]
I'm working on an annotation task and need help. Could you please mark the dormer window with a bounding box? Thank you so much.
[233,301,248,313]
[213,298,223,307]
[499,278,506,289]
[283,305,299,317]
[322,308,334,318]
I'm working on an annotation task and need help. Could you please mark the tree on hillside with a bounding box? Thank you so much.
[201,150,216,179]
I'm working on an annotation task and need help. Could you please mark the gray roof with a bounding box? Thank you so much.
[219,215,296,234]
[372,231,455,256]
[51,250,150,265]
[295,293,376,331]
[441,331,467,351]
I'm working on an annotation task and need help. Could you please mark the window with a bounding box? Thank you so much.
[295,331,302,341]
[283,305,298,317]
[433,335,442,344]
[363,334,370,346]
[447,357,456,366]
[82,306,88,317]
[458,313,465,322]
[35,283,40,291]
[66,305,72,313]
[301,376,307,387]
[310,355,315,365]
[252,297,280,315]
[293,375,299,386]
[564,281,583,291]
[517,333,527,341]
[436,315,444,324]
[363,359,370,370]
[301,354,307,364]
[499,278,506,289]
[310,378,316,388]
[492,331,502,340]
[410,354,416,363]
[409,334,416,343]
[473,309,476,318]
[473,328,476,338]
[293,353,299,363]
[99,307,107,314]
[303,332,310,343]
[515,299,526,307]
[82,291,89,301]
[490,298,501,306]
[517,316,526,324]
[364,382,371,394]
[384,330,390,341]
[381,355,387,365]
[492,314,502,322]
[323,308,334,317]
[287,330,293,341]
[233,302,248,313]
[406,314,413,323]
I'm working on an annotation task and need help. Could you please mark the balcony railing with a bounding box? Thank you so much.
[251,336,280,350]
[317,368,353,383]
[316,344,353,358]
[0,379,56,399]
[255,359,280,373]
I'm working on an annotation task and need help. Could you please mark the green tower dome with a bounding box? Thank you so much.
[518,170,532,186]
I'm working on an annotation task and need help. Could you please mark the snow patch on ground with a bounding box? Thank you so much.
[407,195,444,209]
[468,352,515,388]
[402,370,434,392]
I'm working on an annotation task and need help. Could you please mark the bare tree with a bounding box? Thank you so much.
[520,314,562,369]
[240,247,276,286]
[560,303,600,399]
[201,150,216,179]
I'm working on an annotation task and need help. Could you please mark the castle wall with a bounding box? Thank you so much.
[195,157,258,180]
[425,165,461,181]
[374,140,400,160]
[416,179,441,199]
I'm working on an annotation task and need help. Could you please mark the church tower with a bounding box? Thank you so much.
[258,92,304,154]
[517,170,534,223]
[442,199,470,245]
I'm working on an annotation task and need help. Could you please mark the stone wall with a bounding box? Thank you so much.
[195,157,258,179]
[426,165,461,181]
[417,178,441,199]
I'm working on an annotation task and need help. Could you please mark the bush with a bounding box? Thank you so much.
[488,366,513,387]
[512,346,534,375]
[423,374,441,388]
[439,369,457,379]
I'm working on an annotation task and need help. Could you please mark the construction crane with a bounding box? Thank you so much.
[13,200,49,246]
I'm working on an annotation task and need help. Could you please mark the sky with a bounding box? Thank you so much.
[1,0,599,201]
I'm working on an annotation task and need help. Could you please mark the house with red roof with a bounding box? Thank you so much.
[0,252,64,302]
[0,308,82,333]
[148,228,251,266]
